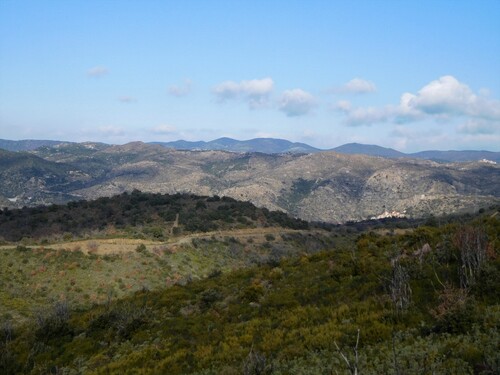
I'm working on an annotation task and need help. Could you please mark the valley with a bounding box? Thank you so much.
[1,142,499,223]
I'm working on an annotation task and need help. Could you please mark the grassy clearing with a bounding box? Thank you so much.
[0,228,337,323]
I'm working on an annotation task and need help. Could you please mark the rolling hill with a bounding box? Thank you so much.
[331,142,406,158]
[151,137,320,154]
[2,137,499,162]
[0,204,498,374]
[1,143,499,223]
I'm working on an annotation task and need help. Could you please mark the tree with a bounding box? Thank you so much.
[334,329,360,375]
[389,256,412,313]
[453,226,488,288]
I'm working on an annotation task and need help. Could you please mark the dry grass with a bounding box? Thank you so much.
[0,228,302,254]
[0,227,313,322]
[0,238,164,254]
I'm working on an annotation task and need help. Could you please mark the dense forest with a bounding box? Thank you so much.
[0,191,309,242]
[0,197,498,374]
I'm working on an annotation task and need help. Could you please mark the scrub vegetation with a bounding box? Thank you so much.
[0,193,498,374]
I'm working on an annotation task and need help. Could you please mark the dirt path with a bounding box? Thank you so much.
[0,227,305,255]
[168,227,302,246]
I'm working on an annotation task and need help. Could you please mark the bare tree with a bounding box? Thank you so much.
[333,329,360,375]
[53,300,70,322]
[243,345,273,375]
[453,226,488,288]
[390,257,412,313]
[1,320,13,344]
[33,300,71,342]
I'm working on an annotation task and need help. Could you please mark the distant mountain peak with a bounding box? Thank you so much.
[150,137,320,154]
[331,143,405,158]
[1,137,499,163]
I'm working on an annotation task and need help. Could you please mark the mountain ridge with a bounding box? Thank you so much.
[151,137,320,154]
[2,137,499,163]
[1,143,499,223]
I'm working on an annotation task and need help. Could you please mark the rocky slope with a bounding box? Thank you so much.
[1,142,499,223]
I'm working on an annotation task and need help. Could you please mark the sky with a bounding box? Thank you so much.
[0,0,499,152]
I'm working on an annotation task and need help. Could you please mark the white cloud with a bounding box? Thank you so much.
[98,126,125,136]
[396,92,423,122]
[335,100,352,112]
[213,77,274,109]
[118,96,137,103]
[459,133,500,146]
[336,75,500,126]
[344,106,393,126]
[87,66,109,78]
[458,119,500,135]
[150,124,177,134]
[169,79,192,97]
[334,100,398,126]
[391,124,500,151]
[339,78,376,94]
[411,75,500,120]
[279,89,315,117]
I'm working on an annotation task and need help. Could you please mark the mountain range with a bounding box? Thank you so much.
[1,141,499,223]
[2,137,499,163]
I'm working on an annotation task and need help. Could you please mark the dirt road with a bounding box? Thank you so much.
[0,227,305,255]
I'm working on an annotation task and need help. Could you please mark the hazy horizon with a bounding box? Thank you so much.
[3,135,500,154]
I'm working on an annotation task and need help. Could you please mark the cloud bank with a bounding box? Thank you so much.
[98,126,124,136]
[458,119,499,135]
[150,124,177,135]
[336,76,500,127]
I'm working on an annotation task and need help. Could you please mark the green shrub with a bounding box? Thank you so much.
[135,244,147,253]
[265,234,275,242]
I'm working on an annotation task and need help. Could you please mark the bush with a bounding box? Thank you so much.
[135,244,147,253]
[208,269,222,278]
[144,226,165,240]
[199,288,222,309]
[34,301,73,342]
[265,234,275,242]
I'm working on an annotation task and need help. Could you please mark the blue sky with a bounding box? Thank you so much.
[0,0,499,152]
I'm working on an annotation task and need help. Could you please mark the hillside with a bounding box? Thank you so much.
[151,137,320,154]
[2,138,499,162]
[0,191,308,242]
[330,144,500,163]
[1,206,498,374]
[331,142,406,158]
[151,139,500,163]
[1,143,499,223]
[410,150,500,163]
[0,139,66,152]
[0,193,334,323]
